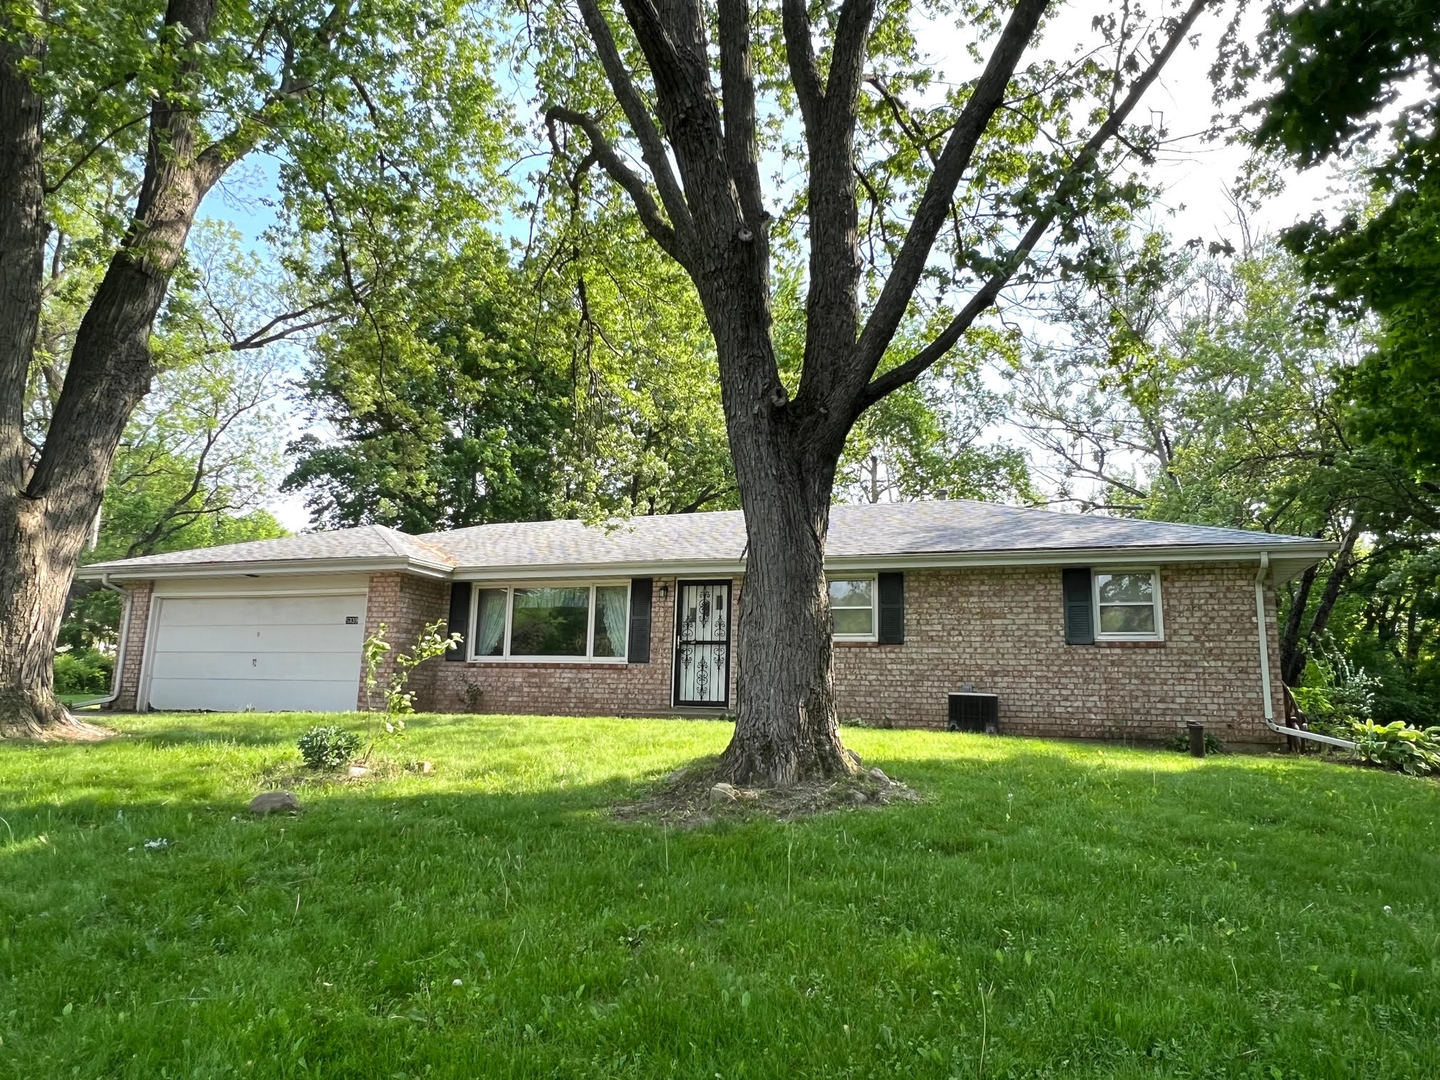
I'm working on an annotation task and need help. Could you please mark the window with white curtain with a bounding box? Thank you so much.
[827,575,876,639]
[469,582,630,660]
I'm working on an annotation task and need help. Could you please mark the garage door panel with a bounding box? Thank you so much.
[146,591,367,713]
[147,678,361,713]
[152,623,363,656]
[157,595,366,627]
[149,649,363,682]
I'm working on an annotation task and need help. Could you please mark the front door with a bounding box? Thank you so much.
[673,580,732,707]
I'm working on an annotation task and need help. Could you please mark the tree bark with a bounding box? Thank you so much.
[1279,566,1316,686]
[0,19,72,733]
[1279,513,1363,686]
[0,0,223,733]
[716,347,857,783]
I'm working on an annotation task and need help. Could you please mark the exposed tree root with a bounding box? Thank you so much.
[616,755,920,827]
[0,694,114,741]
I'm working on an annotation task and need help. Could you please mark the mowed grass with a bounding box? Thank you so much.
[2,714,1438,1079]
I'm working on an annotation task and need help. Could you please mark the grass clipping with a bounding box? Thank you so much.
[617,757,921,826]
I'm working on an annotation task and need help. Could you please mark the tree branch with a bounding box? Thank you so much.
[860,0,1211,409]
[779,0,824,134]
[43,114,150,196]
[718,0,765,230]
[852,0,1052,380]
[544,106,685,264]
[574,0,695,248]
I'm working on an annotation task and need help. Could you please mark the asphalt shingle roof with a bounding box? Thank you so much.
[82,524,454,572]
[421,500,1322,569]
[80,500,1328,579]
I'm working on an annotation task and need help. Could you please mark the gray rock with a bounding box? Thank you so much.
[848,790,869,804]
[249,791,301,815]
[708,782,740,805]
[868,767,890,784]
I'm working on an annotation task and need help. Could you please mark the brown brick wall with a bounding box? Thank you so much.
[357,572,452,711]
[112,581,153,711]
[423,562,1283,745]
[830,563,1283,745]
[428,576,741,715]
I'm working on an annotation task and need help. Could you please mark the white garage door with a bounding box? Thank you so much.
[146,593,367,712]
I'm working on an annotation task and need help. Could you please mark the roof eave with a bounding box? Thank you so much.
[824,541,1338,571]
[450,541,1337,579]
[76,540,1336,583]
[75,555,454,582]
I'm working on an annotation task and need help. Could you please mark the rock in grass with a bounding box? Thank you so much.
[249,791,301,816]
[709,782,740,805]
[868,767,890,784]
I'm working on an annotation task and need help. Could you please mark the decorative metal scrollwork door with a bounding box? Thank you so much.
[673,581,732,707]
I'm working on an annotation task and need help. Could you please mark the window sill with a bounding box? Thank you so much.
[463,657,630,667]
[834,639,885,647]
[1095,639,1166,648]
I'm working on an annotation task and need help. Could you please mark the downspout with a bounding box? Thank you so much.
[1254,552,1356,751]
[70,574,132,710]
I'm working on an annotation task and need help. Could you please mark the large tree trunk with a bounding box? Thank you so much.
[0,20,72,733]
[0,496,97,733]
[0,0,223,734]
[706,281,858,786]
[721,429,858,785]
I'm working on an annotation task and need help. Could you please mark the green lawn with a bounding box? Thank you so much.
[2,713,1438,1079]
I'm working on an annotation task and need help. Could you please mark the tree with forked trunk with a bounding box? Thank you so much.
[538,0,1215,784]
[0,0,510,735]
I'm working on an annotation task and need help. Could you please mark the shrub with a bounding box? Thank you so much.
[1292,635,1380,735]
[53,648,113,696]
[1349,720,1440,776]
[361,621,461,755]
[297,725,364,770]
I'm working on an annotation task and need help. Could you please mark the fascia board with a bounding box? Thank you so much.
[74,556,453,582]
[451,542,1337,580]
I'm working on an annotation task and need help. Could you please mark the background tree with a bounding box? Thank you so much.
[0,0,510,732]
[1011,229,1438,722]
[286,236,573,532]
[286,207,738,531]
[533,0,1211,783]
[1227,0,1440,478]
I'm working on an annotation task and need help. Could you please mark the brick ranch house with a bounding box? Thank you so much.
[77,500,1333,745]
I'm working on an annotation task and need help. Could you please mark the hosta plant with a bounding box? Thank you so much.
[1349,720,1440,776]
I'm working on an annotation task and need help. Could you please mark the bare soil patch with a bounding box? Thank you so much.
[615,756,922,826]
[0,714,116,741]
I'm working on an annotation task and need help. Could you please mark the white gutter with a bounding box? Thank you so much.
[449,542,1338,581]
[1254,552,1356,751]
[68,573,132,711]
[74,554,454,582]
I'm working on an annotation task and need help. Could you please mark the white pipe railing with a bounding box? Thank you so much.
[1255,552,1356,751]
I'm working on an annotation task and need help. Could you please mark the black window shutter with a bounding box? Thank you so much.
[877,572,905,644]
[628,578,653,663]
[1063,568,1094,645]
[445,582,471,661]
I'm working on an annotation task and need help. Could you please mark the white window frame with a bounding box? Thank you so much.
[1092,568,1164,642]
[827,573,878,642]
[468,580,631,663]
